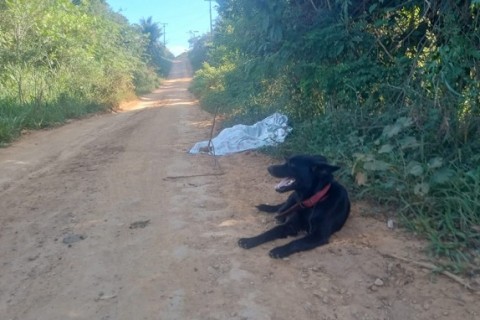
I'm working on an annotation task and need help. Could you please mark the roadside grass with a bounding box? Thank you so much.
[0,98,105,146]
[400,168,480,273]
[0,100,26,145]
[0,67,166,147]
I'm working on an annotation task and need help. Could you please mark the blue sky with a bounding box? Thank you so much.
[106,0,218,56]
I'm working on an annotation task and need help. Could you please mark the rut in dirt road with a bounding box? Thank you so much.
[1,58,479,320]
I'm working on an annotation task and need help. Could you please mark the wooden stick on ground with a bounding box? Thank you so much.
[383,253,478,293]
[163,172,225,180]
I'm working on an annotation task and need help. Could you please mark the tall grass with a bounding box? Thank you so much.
[0,97,105,145]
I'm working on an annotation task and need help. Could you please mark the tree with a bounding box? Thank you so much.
[138,16,173,76]
[140,16,162,47]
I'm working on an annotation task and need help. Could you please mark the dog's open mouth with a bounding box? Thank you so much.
[275,178,295,192]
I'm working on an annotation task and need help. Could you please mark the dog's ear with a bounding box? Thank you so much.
[312,155,328,164]
[314,163,340,174]
[325,164,341,173]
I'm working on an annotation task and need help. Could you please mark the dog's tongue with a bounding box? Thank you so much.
[275,178,295,191]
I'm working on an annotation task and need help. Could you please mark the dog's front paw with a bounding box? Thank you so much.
[255,203,278,213]
[269,247,290,259]
[238,238,257,249]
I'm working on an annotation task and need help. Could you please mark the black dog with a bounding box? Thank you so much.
[238,155,350,258]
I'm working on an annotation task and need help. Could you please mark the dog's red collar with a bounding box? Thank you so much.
[275,183,331,220]
[301,183,331,208]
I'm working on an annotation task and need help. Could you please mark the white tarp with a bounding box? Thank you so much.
[189,113,292,156]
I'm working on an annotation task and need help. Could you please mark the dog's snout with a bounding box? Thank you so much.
[267,164,285,178]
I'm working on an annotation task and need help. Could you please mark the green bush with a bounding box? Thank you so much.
[134,68,162,95]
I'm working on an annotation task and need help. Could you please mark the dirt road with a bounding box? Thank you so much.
[0,58,478,320]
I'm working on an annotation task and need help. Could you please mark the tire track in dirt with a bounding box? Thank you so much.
[0,57,479,320]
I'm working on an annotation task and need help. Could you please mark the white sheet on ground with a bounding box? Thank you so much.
[189,113,292,156]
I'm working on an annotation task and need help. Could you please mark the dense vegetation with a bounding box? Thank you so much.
[190,0,480,272]
[0,0,173,145]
